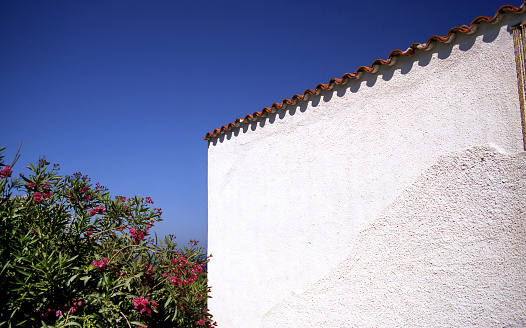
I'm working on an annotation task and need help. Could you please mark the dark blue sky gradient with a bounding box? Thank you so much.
[1,0,521,248]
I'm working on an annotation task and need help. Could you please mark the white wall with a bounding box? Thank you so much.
[208,12,525,328]
[262,145,526,327]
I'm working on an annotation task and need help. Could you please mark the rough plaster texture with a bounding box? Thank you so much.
[207,12,525,328]
[262,145,526,327]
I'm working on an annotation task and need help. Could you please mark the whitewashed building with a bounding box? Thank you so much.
[205,3,526,327]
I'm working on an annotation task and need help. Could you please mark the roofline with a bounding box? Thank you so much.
[204,1,526,141]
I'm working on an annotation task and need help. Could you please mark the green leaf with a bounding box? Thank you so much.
[79,275,91,286]
[16,269,31,277]
[165,296,172,308]
[0,259,11,276]
[67,274,79,286]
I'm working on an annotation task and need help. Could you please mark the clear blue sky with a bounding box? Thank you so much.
[1,0,521,249]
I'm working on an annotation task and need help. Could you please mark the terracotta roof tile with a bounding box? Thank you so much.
[204,2,526,141]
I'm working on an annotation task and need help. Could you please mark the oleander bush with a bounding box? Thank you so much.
[0,147,216,328]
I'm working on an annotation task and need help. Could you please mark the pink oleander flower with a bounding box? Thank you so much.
[70,297,82,313]
[170,276,182,287]
[86,229,93,236]
[86,195,91,201]
[146,220,154,230]
[88,205,106,216]
[196,319,206,325]
[198,295,203,300]
[33,192,42,202]
[129,227,146,243]
[93,257,108,269]
[133,296,147,308]
[143,265,154,282]
[27,182,36,188]
[43,191,51,199]
[179,257,188,266]
[133,296,153,316]
[56,310,62,317]
[0,165,12,178]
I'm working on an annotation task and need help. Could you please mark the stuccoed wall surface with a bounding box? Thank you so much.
[262,145,526,327]
[207,12,525,328]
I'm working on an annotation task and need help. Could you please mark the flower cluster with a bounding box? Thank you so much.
[168,256,205,287]
[66,184,92,203]
[89,205,106,216]
[29,182,52,202]
[70,299,83,313]
[0,165,12,178]
[133,296,158,316]
[172,256,188,266]
[143,264,154,283]
[92,257,108,269]
[81,187,92,201]
[33,191,51,202]
[129,227,146,243]
[95,182,108,192]
[129,220,154,243]
[138,196,155,205]
[43,182,52,199]
[35,308,54,320]
[152,207,163,218]
[35,299,83,319]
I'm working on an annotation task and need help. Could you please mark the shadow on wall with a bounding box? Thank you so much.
[262,145,526,328]
[210,17,506,146]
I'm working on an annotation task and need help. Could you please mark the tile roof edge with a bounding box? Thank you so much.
[204,1,526,141]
